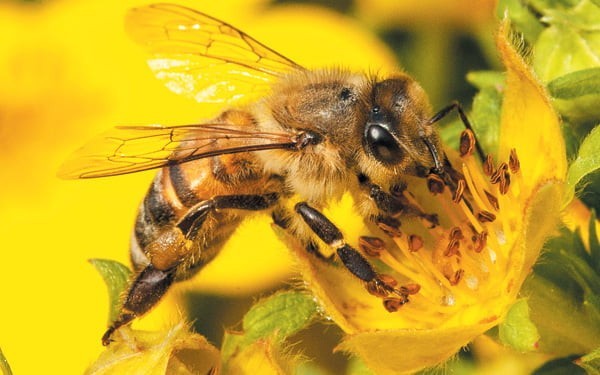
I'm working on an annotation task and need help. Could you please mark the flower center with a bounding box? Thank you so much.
[359,129,523,328]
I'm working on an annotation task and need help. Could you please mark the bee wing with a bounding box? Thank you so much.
[58,124,299,179]
[126,3,304,104]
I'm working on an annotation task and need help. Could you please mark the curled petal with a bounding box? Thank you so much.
[496,20,567,194]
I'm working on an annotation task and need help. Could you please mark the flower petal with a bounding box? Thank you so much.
[496,20,567,194]
[85,323,220,375]
[336,320,499,374]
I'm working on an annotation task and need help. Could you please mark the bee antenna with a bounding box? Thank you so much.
[422,137,443,175]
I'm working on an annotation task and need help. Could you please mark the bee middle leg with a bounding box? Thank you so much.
[294,202,409,304]
[102,192,279,346]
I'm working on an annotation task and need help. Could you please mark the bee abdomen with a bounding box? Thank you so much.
[168,163,202,207]
[134,170,179,250]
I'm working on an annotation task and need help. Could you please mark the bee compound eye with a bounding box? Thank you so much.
[366,125,404,164]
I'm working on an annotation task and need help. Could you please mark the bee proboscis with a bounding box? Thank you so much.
[60,3,470,345]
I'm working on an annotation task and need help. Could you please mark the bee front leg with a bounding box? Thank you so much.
[103,192,280,346]
[294,202,409,306]
[362,177,439,228]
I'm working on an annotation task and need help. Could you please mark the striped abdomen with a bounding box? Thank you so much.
[130,152,276,276]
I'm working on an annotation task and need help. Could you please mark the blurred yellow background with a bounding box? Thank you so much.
[0,0,403,372]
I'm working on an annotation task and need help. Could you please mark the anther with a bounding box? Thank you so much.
[427,173,445,194]
[378,274,398,288]
[408,234,423,252]
[472,231,488,253]
[445,239,460,257]
[483,155,494,176]
[383,297,408,312]
[509,148,520,174]
[453,179,466,203]
[476,210,496,223]
[490,163,508,185]
[400,283,421,295]
[459,129,476,157]
[499,172,511,195]
[359,236,386,257]
[449,269,464,285]
[449,227,464,240]
[484,190,500,211]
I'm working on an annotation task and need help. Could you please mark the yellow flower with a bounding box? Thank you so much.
[286,21,568,374]
[0,1,396,373]
[85,323,221,375]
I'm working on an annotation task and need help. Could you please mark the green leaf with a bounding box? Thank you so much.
[470,84,503,156]
[530,0,580,10]
[0,348,12,375]
[542,0,600,31]
[566,125,600,205]
[498,299,540,352]
[89,259,132,323]
[590,211,600,273]
[222,291,318,361]
[578,346,600,374]
[523,226,600,355]
[548,68,600,99]
[533,26,600,82]
[466,70,505,90]
[242,291,317,343]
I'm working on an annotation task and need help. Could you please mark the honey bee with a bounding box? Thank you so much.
[60,3,468,345]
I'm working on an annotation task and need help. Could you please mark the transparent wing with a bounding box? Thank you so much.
[126,3,304,104]
[58,124,298,179]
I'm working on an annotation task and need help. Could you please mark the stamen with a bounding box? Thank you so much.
[484,190,500,210]
[408,234,423,252]
[490,163,508,184]
[427,173,445,194]
[378,274,398,288]
[445,239,460,257]
[483,155,495,176]
[499,172,510,195]
[400,283,421,295]
[359,236,385,257]
[449,269,464,285]
[459,129,476,157]
[449,227,464,240]
[453,179,466,203]
[509,148,520,174]
[476,211,496,223]
[472,231,488,253]
[383,297,408,312]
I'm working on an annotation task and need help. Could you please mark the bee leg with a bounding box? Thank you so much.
[102,264,176,346]
[103,192,280,346]
[272,208,334,262]
[294,202,408,302]
[364,179,439,228]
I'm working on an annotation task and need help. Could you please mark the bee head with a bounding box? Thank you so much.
[363,75,442,177]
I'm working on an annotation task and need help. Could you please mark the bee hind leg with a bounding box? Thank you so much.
[102,264,176,346]
[103,192,281,346]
